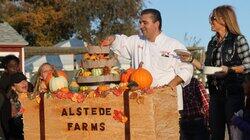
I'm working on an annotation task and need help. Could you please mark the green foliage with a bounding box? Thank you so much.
[185,33,205,82]
[184,33,201,47]
[0,0,144,46]
[68,0,143,44]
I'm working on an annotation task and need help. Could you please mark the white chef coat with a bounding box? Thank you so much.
[111,32,193,87]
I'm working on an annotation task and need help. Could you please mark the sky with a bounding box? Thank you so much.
[145,0,250,49]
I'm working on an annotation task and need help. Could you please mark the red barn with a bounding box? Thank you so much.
[0,22,28,73]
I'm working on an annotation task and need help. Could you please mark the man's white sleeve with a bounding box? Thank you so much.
[174,61,193,87]
[110,34,132,60]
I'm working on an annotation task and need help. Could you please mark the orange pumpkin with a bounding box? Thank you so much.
[45,70,67,86]
[130,62,153,88]
[97,85,110,92]
[120,68,135,83]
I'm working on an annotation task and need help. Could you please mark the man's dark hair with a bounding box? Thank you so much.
[1,55,20,69]
[141,8,162,31]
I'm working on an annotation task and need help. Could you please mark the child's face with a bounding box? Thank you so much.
[243,80,250,96]
[12,80,28,93]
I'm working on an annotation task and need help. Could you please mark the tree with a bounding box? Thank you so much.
[0,0,144,46]
[1,0,74,46]
[68,0,144,44]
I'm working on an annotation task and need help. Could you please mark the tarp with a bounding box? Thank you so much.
[25,37,84,73]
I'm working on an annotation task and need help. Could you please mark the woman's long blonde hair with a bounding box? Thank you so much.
[33,63,54,93]
[210,5,241,35]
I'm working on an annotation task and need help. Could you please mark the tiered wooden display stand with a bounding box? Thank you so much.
[77,46,120,84]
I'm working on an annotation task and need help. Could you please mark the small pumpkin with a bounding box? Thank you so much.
[97,85,110,92]
[60,87,69,93]
[91,68,103,76]
[45,70,67,86]
[89,54,98,61]
[49,76,69,92]
[120,67,135,83]
[81,70,92,77]
[83,53,91,60]
[79,86,89,91]
[130,62,153,88]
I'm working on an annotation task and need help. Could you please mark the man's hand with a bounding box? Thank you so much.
[167,75,183,91]
[100,35,116,46]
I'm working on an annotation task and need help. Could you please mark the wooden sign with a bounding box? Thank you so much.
[20,88,179,140]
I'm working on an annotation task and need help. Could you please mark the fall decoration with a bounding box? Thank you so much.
[77,45,120,85]
[89,54,98,61]
[83,53,91,60]
[71,93,85,103]
[113,109,128,123]
[97,85,110,92]
[130,62,153,89]
[69,78,80,93]
[120,67,135,83]
[79,86,89,91]
[45,70,67,86]
[91,68,103,76]
[49,76,69,92]
[81,70,92,77]
[102,66,111,75]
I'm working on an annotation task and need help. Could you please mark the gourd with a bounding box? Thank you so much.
[69,78,80,93]
[91,68,103,76]
[79,86,89,91]
[110,66,120,75]
[82,71,92,77]
[120,67,135,83]
[130,62,153,88]
[49,76,68,92]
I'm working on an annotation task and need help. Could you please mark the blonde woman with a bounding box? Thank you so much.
[179,5,250,140]
[33,63,54,93]
[206,5,250,140]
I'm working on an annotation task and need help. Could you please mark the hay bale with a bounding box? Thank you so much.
[20,88,179,140]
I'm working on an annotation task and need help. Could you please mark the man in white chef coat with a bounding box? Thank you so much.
[104,9,193,110]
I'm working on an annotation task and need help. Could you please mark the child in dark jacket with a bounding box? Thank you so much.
[231,73,250,140]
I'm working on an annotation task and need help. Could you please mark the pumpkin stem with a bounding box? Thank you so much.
[138,61,144,68]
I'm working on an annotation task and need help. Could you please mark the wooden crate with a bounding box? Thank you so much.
[77,74,120,83]
[81,57,118,68]
[20,87,179,140]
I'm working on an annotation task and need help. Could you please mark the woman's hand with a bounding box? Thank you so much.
[232,66,245,73]
[11,104,18,117]
[39,80,48,93]
[219,65,245,74]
